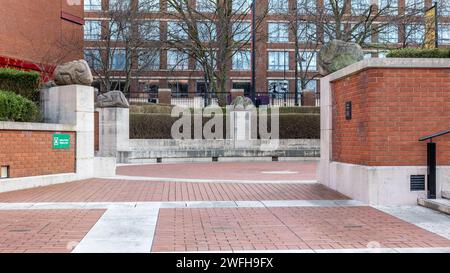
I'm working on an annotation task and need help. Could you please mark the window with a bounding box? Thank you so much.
[268,51,289,71]
[268,80,289,96]
[85,0,102,11]
[439,0,450,16]
[139,21,160,40]
[405,24,425,45]
[297,0,316,15]
[298,51,317,71]
[138,50,160,70]
[297,23,317,42]
[167,21,189,40]
[84,49,102,69]
[268,23,289,43]
[167,50,189,70]
[378,0,398,15]
[232,0,252,12]
[232,50,251,70]
[364,52,373,59]
[197,0,216,12]
[298,79,318,92]
[169,81,189,96]
[324,0,344,15]
[268,0,289,14]
[167,0,187,12]
[138,0,160,12]
[110,21,131,40]
[197,21,217,42]
[109,0,131,10]
[195,51,217,70]
[405,0,424,14]
[233,22,251,42]
[378,24,398,43]
[352,0,371,15]
[84,21,102,40]
[110,49,127,70]
[438,24,450,44]
[323,23,345,42]
[351,24,371,44]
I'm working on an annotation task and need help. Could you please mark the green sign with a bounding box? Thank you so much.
[52,134,71,149]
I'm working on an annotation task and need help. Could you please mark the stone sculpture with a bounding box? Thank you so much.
[95,90,130,108]
[318,40,364,76]
[54,60,93,86]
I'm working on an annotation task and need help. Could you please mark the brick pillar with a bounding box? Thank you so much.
[158,88,172,105]
[301,90,316,106]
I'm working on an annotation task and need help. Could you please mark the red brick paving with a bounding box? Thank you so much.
[117,161,317,181]
[0,179,347,202]
[151,207,450,252]
[0,209,105,253]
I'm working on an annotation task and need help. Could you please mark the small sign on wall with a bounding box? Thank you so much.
[52,134,71,149]
[345,101,352,120]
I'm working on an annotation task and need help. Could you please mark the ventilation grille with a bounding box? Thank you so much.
[410,175,426,191]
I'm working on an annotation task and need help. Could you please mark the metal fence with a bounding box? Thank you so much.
[125,92,158,104]
[126,91,320,107]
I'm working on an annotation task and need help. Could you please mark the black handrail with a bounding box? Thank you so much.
[419,130,450,142]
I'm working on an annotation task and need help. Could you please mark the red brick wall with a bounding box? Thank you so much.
[0,0,84,70]
[0,130,76,178]
[332,68,450,167]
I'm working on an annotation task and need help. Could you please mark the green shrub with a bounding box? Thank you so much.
[130,104,320,115]
[278,107,320,114]
[0,68,41,102]
[130,112,320,139]
[0,90,40,122]
[386,48,450,58]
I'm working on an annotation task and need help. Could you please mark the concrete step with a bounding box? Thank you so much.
[442,191,450,200]
[418,198,450,215]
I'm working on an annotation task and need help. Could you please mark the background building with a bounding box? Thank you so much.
[0,0,84,79]
[84,0,450,101]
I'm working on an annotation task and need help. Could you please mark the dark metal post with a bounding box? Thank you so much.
[294,7,299,106]
[435,2,439,48]
[427,141,437,199]
[251,0,256,102]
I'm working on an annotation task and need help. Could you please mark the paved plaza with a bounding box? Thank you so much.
[0,161,449,253]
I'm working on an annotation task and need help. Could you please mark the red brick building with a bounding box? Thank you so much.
[84,0,449,100]
[0,0,85,79]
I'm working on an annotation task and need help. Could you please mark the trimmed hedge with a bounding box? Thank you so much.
[130,113,320,139]
[386,48,450,58]
[0,68,41,102]
[0,90,40,122]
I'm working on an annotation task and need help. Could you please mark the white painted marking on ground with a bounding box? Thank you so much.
[72,206,159,253]
[376,205,450,240]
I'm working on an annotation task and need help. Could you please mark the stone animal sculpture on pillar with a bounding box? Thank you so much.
[54,60,94,86]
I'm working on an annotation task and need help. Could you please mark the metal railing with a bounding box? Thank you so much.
[125,92,158,104]
[125,91,320,107]
[419,129,450,199]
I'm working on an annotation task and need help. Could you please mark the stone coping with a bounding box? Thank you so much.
[0,121,76,132]
[323,58,450,83]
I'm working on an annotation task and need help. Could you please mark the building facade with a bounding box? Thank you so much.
[0,0,84,78]
[83,0,450,99]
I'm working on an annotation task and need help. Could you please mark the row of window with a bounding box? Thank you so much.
[85,19,450,45]
[85,0,450,16]
[128,80,319,95]
[85,48,318,71]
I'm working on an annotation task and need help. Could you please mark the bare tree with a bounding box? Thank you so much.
[164,0,267,106]
[287,0,428,96]
[84,0,162,94]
